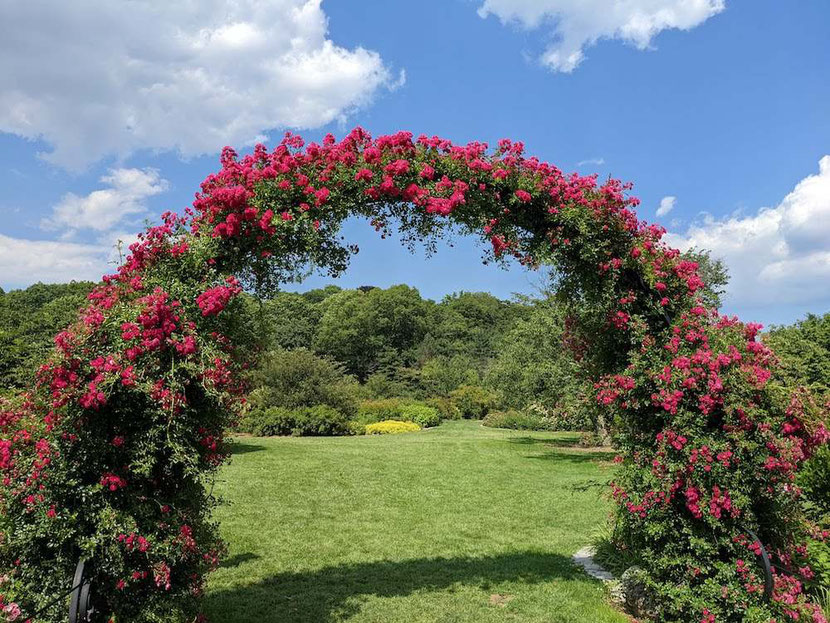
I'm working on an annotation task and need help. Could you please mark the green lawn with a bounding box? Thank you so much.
[203,420,627,623]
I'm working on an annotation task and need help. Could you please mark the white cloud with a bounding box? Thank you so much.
[43,168,168,235]
[665,156,830,309]
[657,195,676,217]
[478,0,724,72]
[577,157,605,166]
[0,234,110,288]
[1,169,168,290]
[0,0,397,169]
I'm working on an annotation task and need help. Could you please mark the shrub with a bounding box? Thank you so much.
[347,420,368,436]
[250,348,360,418]
[355,398,408,425]
[800,445,830,522]
[524,401,594,432]
[353,399,439,430]
[604,327,828,622]
[427,396,461,420]
[800,446,830,598]
[482,410,558,431]
[296,405,352,436]
[808,540,830,599]
[242,406,294,436]
[449,384,497,419]
[400,404,440,428]
[365,420,420,435]
[241,405,351,437]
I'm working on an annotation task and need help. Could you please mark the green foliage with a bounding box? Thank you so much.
[808,539,830,597]
[242,405,351,437]
[249,348,360,418]
[259,292,323,350]
[399,404,441,428]
[353,399,440,431]
[592,527,644,578]
[799,445,830,599]
[605,318,826,621]
[526,402,596,432]
[799,445,830,522]
[354,398,410,425]
[299,285,343,304]
[480,407,594,432]
[482,410,558,431]
[680,248,730,309]
[0,281,95,388]
[486,299,589,418]
[418,354,479,396]
[764,312,830,603]
[361,371,414,400]
[313,285,429,380]
[765,312,830,399]
[421,292,525,367]
[449,384,497,419]
[426,396,462,421]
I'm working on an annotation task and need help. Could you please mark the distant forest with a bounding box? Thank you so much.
[1,251,827,433]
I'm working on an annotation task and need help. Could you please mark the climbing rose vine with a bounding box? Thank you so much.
[0,128,827,621]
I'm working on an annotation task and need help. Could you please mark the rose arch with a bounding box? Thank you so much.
[1,129,827,622]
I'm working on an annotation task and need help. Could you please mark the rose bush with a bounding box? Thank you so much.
[0,128,826,621]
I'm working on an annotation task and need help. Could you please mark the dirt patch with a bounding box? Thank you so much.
[488,594,514,607]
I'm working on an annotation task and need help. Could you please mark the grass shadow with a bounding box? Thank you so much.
[505,435,576,446]
[220,552,261,569]
[203,551,584,622]
[525,451,615,464]
[228,441,267,455]
[541,438,600,449]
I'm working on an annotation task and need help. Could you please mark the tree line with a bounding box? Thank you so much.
[2,249,825,432]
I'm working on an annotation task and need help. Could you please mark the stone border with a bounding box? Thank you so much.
[574,547,653,617]
[572,545,615,581]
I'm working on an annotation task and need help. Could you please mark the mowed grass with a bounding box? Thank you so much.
[202,420,627,623]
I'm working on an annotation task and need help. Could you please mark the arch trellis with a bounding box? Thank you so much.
[0,129,826,622]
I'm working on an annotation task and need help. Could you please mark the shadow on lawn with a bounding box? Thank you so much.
[203,551,583,622]
[526,451,614,465]
[227,441,267,455]
[220,552,261,568]
[506,435,578,446]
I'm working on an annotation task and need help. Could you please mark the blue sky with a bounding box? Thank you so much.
[1,0,828,326]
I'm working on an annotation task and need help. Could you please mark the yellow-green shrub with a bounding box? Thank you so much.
[365,420,420,435]
[400,404,440,428]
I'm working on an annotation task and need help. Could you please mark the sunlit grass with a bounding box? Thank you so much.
[203,420,625,622]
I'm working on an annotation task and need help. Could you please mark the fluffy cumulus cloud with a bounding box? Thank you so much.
[1,168,169,289]
[0,234,110,287]
[477,0,724,71]
[43,168,168,235]
[665,156,830,310]
[657,196,676,217]
[0,0,397,169]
